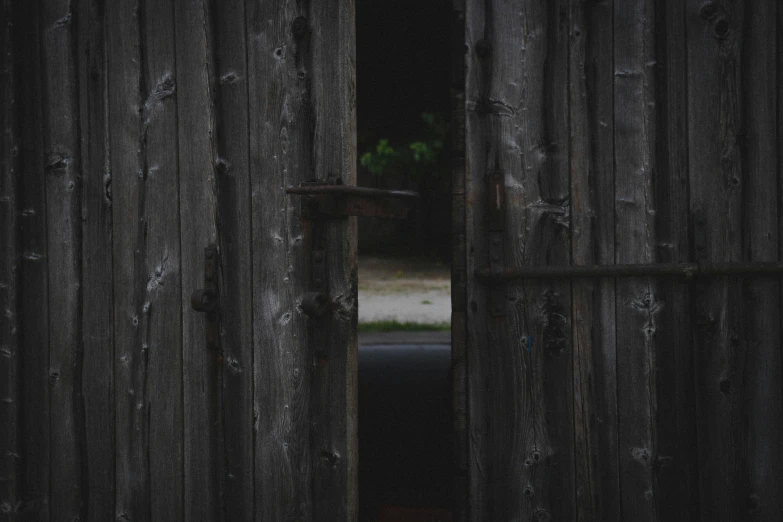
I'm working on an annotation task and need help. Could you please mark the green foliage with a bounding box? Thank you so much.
[359,112,448,181]
[360,138,398,175]
[357,320,450,333]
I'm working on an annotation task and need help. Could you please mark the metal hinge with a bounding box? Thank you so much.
[191,244,220,350]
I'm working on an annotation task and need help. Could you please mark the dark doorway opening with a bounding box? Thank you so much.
[356,1,454,521]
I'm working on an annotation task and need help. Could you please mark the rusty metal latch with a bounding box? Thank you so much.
[475,261,783,282]
[286,178,419,219]
[287,178,418,355]
[191,244,220,350]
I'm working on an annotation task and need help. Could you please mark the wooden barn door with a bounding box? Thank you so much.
[2,0,358,520]
[454,0,783,521]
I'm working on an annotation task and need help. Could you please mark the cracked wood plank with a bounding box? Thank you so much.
[465,0,575,519]
[613,1,659,519]
[737,1,782,519]
[174,0,221,519]
[76,0,115,519]
[450,0,468,520]
[40,0,84,517]
[109,0,184,518]
[213,0,254,519]
[651,0,698,518]
[570,0,619,520]
[247,0,357,518]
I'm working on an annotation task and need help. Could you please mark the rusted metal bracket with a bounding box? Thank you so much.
[488,171,506,316]
[287,178,419,354]
[191,244,220,350]
[286,178,419,219]
[475,261,783,282]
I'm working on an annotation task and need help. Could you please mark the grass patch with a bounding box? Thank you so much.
[358,320,450,333]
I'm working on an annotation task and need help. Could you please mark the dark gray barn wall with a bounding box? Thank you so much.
[3,0,363,519]
[463,0,783,520]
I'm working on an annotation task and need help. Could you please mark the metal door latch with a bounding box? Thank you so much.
[287,178,419,355]
[286,178,419,219]
[191,244,220,350]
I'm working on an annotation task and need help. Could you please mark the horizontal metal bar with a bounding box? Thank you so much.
[475,262,783,282]
[286,184,419,199]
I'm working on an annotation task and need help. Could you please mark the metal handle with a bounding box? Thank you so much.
[286,178,419,219]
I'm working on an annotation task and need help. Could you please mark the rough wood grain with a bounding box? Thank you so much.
[247,0,313,518]
[76,0,115,518]
[106,1,145,517]
[0,0,20,513]
[140,0,186,518]
[466,0,574,519]
[686,1,744,519]
[450,0,467,520]
[212,0,255,519]
[739,2,783,519]
[109,0,184,518]
[15,0,50,516]
[309,1,358,515]
[613,1,658,519]
[39,0,85,517]
[247,0,357,518]
[570,0,619,520]
[174,0,221,519]
[652,0,698,519]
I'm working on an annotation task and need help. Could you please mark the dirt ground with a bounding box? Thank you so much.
[358,257,451,325]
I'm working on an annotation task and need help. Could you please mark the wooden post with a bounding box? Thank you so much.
[213,0,255,519]
[0,0,20,514]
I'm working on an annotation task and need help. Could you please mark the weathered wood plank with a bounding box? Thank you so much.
[739,2,783,519]
[39,0,84,517]
[247,0,315,518]
[212,0,254,519]
[463,3,489,515]
[309,1,358,516]
[140,0,185,518]
[15,0,50,516]
[106,1,146,517]
[466,0,574,519]
[613,1,658,519]
[76,0,115,519]
[174,0,220,519]
[248,0,357,518]
[0,0,21,514]
[450,0,467,520]
[686,1,744,519]
[652,0,698,519]
[570,0,619,519]
[109,0,184,518]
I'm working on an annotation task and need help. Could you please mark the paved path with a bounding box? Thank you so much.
[358,257,451,325]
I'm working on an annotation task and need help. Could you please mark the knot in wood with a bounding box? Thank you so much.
[474,39,491,58]
[291,17,308,38]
